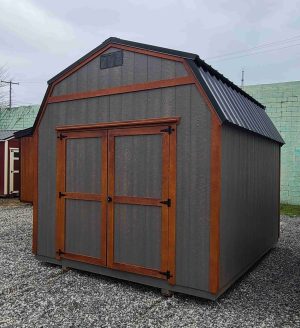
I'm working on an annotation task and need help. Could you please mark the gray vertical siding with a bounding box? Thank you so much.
[66,138,102,194]
[52,48,188,96]
[65,199,101,258]
[38,84,212,292]
[114,204,161,269]
[115,134,162,198]
[220,125,280,289]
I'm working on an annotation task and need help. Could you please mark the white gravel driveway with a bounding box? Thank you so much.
[0,203,299,327]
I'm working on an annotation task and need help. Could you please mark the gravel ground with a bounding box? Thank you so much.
[0,204,299,328]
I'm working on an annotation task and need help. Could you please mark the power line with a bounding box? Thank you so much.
[205,34,300,61]
[1,80,20,109]
[207,42,300,62]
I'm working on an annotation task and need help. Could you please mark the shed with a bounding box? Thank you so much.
[0,130,20,197]
[14,127,35,203]
[30,38,284,300]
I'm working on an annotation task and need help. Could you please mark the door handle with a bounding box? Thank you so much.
[107,196,112,202]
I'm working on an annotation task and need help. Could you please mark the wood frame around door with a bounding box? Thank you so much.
[56,130,108,266]
[55,117,179,285]
[107,125,174,282]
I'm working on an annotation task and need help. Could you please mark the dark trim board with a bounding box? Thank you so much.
[35,255,217,300]
[36,241,277,301]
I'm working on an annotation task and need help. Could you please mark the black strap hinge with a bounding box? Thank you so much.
[160,126,174,134]
[59,192,65,198]
[57,133,67,140]
[56,249,64,256]
[160,199,171,207]
[159,270,172,279]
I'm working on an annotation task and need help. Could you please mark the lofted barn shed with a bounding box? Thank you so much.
[29,38,284,300]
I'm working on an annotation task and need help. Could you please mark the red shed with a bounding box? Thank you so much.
[0,131,20,197]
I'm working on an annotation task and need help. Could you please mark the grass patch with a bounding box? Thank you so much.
[280,203,300,217]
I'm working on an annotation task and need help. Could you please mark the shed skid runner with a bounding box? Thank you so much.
[28,37,282,300]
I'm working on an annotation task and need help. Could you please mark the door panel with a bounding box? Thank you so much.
[107,126,172,281]
[9,148,20,194]
[66,138,102,194]
[56,130,107,266]
[65,199,102,258]
[115,134,162,198]
[114,204,161,269]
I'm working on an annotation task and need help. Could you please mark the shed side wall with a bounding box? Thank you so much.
[38,84,211,292]
[220,125,280,289]
[20,136,34,202]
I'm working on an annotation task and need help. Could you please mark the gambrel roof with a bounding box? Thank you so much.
[28,37,284,144]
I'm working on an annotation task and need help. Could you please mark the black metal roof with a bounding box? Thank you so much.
[36,37,284,144]
[14,127,33,138]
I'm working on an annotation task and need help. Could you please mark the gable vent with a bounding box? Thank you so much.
[100,50,123,69]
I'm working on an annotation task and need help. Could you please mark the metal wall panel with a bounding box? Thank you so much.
[52,49,187,96]
[38,84,212,292]
[66,138,101,194]
[220,125,280,289]
[65,199,101,258]
[114,204,161,269]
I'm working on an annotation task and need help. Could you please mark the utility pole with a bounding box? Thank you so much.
[241,70,244,89]
[1,80,19,109]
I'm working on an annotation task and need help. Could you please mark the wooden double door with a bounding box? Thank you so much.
[56,120,177,283]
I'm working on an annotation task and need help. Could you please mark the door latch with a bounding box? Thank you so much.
[107,196,112,202]
[159,270,172,279]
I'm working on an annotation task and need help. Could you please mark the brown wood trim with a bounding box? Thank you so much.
[60,252,106,266]
[62,192,103,201]
[209,115,222,294]
[160,132,169,278]
[101,132,108,264]
[48,76,194,104]
[55,135,66,260]
[168,124,177,285]
[110,262,167,280]
[56,117,180,132]
[107,132,115,269]
[114,196,162,207]
[58,130,108,139]
[32,132,38,254]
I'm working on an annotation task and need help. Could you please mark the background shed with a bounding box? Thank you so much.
[0,130,20,197]
[29,38,283,300]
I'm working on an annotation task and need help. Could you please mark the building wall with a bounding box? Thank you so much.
[20,136,34,202]
[244,81,300,205]
[38,83,212,292]
[52,48,187,96]
[220,125,280,289]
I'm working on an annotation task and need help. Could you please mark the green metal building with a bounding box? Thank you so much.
[245,81,300,205]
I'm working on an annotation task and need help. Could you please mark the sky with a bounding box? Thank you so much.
[0,0,300,107]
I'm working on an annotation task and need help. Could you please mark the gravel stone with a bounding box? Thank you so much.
[0,204,299,327]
